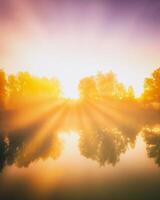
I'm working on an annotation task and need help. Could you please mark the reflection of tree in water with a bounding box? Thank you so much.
[0,126,63,172]
[0,100,69,172]
[143,127,160,166]
[75,99,142,166]
[79,128,128,166]
[0,134,8,171]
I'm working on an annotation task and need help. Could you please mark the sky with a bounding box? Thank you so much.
[0,0,160,97]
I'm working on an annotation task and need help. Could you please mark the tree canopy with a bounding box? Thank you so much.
[142,68,160,104]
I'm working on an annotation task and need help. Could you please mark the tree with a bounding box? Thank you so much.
[78,71,130,100]
[115,83,126,99]
[142,68,160,103]
[0,70,6,108]
[7,72,61,107]
[7,74,20,107]
[96,71,117,98]
[126,86,135,100]
[78,76,98,100]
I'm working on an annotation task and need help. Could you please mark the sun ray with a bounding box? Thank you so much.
[8,99,65,131]
[77,101,103,132]
[89,100,139,129]
[85,101,117,129]
[86,100,140,143]
[16,101,69,162]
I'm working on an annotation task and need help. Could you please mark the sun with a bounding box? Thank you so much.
[9,38,146,100]
[62,89,79,99]
[59,132,79,152]
[61,80,79,99]
[62,88,79,99]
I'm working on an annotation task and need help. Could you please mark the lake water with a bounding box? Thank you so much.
[0,100,160,200]
[0,131,160,200]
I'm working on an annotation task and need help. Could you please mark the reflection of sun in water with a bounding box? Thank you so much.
[59,132,79,153]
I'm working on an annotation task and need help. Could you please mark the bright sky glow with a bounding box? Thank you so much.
[0,0,160,98]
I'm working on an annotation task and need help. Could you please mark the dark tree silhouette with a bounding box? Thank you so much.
[143,128,160,166]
